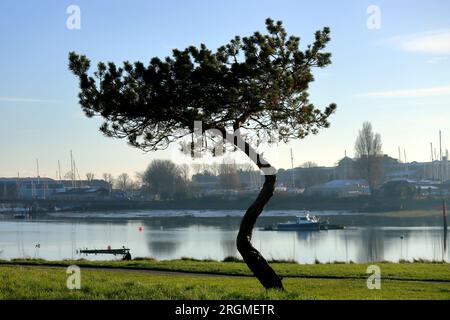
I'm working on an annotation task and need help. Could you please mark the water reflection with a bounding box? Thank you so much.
[355,228,385,262]
[0,215,448,263]
[220,239,238,258]
[147,240,178,256]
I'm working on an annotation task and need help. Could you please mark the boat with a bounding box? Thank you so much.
[0,205,31,215]
[277,214,320,231]
[263,213,320,231]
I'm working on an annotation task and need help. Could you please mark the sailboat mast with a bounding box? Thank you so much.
[36,159,40,185]
[431,142,435,180]
[70,150,74,188]
[290,148,295,188]
[439,130,443,182]
[404,149,408,179]
[58,160,62,182]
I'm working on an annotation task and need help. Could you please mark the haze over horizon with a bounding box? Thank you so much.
[1,0,450,178]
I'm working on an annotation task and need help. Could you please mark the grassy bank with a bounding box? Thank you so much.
[2,258,450,281]
[0,259,449,300]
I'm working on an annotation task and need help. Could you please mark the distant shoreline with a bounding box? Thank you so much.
[1,194,449,213]
[1,208,447,228]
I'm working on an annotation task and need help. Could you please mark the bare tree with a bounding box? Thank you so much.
[218,161,240,190]
[190,163,205,175]
[63,171,72,180]
[115,173,132,192]
[142,160,187,200]
[102,173,114,193]
[86,172,95,181]
[354,122,383,193]
[102,173,114,184]
[179,163,191,183]
[206,163,221,176]
[301,161,318,168]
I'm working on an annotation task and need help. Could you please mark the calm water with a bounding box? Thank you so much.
[0,210,448,263]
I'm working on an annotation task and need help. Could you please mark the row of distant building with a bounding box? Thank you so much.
[1,154,450,200]
[282,154,450,197]
[190,154,450,198]
[0,178,126,201]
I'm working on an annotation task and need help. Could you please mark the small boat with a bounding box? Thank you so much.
[263,213,320,231]
[0,205,8,214]
[1,206,31,215]
[277,214,320,231]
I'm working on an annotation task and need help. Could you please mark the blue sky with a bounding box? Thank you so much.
[1,0,450,178]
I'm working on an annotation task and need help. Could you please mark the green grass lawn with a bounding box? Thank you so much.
[0,259,449,300]
[2,258,449,281]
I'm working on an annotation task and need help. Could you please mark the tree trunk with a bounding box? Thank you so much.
[225,131,284,290]
[236,173,284,290]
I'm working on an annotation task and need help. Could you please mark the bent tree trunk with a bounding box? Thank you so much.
[232,136,284,290]
[237,173,283,289]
